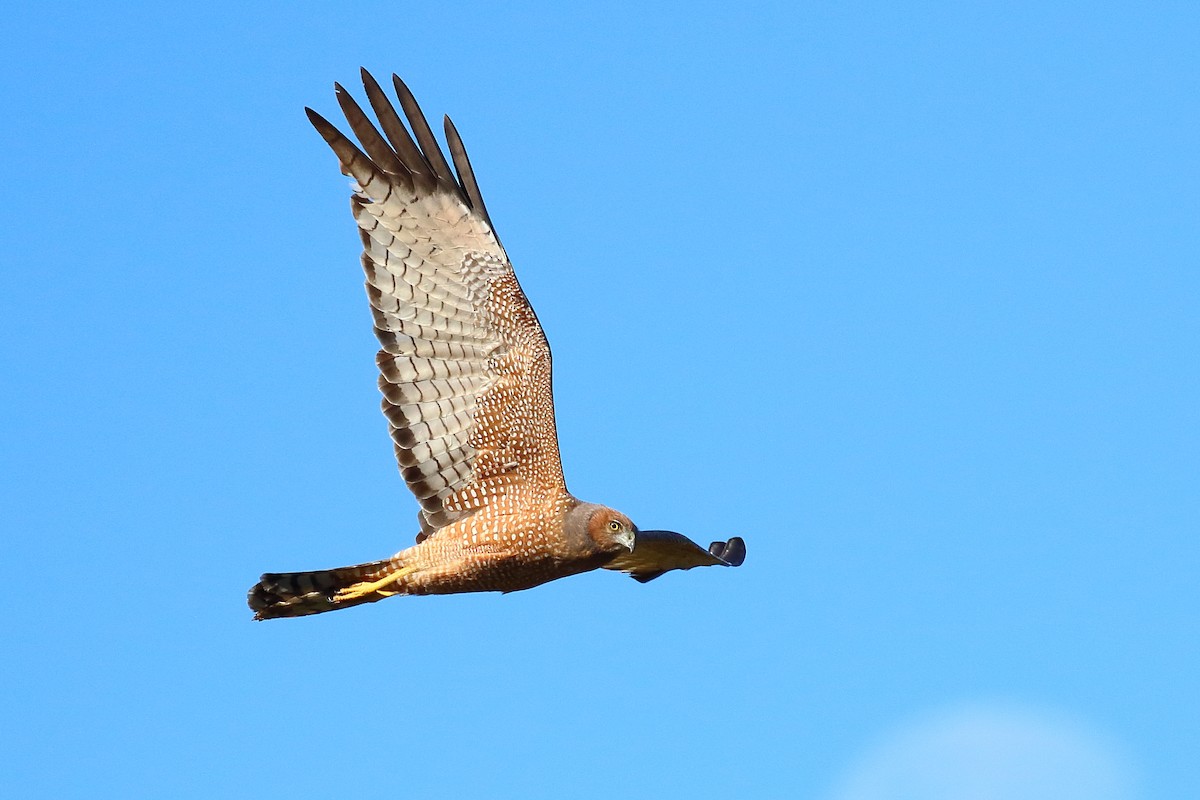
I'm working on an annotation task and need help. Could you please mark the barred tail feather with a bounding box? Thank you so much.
[248,556,402,620]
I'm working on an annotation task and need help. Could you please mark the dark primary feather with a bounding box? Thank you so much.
[334,83,408,176]
[305,107,385,192]
[391,74,457,184]
[360,69,434,183]
[444,114,494,230]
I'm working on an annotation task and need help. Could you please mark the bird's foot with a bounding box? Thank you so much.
[333,565,416,602]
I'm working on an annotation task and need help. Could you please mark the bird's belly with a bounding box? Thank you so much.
[407,539,609,595]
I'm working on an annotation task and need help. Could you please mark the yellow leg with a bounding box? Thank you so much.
[333,565,417,603]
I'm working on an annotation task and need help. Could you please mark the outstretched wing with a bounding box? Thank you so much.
[308,70,567,537]
[605,532,747,583]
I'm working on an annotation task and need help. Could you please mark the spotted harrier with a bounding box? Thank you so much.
[248,70,745,619]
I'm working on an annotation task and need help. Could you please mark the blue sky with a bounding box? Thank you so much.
[2,2,1196,797]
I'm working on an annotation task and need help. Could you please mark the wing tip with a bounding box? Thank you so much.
[709,536,746,567]
[305,106,337,138]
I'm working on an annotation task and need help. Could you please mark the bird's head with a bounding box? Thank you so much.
[565,502,637,555]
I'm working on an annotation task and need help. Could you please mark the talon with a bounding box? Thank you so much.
[333,565,416,602]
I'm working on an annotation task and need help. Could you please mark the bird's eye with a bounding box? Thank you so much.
[607,520,622,533]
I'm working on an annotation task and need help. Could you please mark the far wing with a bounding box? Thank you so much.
[605,532,746,583]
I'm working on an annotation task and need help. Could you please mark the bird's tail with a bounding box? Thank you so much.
[247,554,413,620]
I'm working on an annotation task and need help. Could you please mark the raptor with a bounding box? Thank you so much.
[248,70,745,619]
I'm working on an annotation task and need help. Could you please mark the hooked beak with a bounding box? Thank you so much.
[616,528,636,552]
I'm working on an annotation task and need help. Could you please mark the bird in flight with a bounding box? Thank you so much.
[248,70,745,619]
